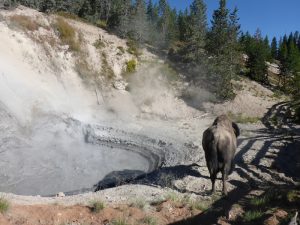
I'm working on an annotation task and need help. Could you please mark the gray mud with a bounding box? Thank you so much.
[0,110,166,196]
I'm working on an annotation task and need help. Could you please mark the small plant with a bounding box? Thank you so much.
[130,198,146,210]
[188,200,210,211]
[95,20,107,29]
[164,191,181,202]
[126,60,137,73]
[91,200,105,213]
[243,210,263,222]
[228,112,261,124]
[117,46,125,54]
[250,195,269,206]
[126,40,140,57]
[142,216,157,225]
[111,218,129,225]
[101,52,115,79]
[287,190,299,202]
[93,39,105,49]
[56,11,83,21]
[0,198,9,213]
[9,15,39,31]
[54,17,80,52]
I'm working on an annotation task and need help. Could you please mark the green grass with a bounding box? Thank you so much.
[0,198,9,213]
[164,191,181,202]
[250,195,270,207]
[126,40,141,57]
[187,200,211,211]
[117,46,125,54]
[228,112,261,124]
[9,15,39,31]
[90,200,105,213]
[130,198,146,210]
[126,60,137,73]
[95,20,107,29]
[101,52,115,80]
[142,216,157,225]
[93,39,105,49]
[243,210,264,222]
[111,218,129,225]
[287,190,299,202]
[54,17,81,52]
[56,11,86,22]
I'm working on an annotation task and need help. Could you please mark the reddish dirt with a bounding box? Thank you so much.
[0,201,201,225]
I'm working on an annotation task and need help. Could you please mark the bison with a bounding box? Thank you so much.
[202,115,240,195]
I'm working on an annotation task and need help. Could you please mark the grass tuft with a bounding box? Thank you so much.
[250,195,270,207]
[90,200,105,213]
[126,60,137,73]
[142,216,157,225]
[111,218,129,225]
[228,112,261,124]
[243,210,263,222]
[9,15,39,31]
[93,39,105,49]
[0,198,9,213]
[130,198,146,210]
[54,17,80,52]
[126,40,141,57]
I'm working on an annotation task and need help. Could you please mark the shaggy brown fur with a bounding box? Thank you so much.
[202,115,240,195]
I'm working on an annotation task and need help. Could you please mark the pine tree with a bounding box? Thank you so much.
[157,0,170,46]
[207,0,240,99]
[187,0,207,61]
[207,0,229,56]
[263,36,272,61]
[227,7,241,80]
[129,0,149,43]
[247,29,268,84]
[177,8,191,42]
[271,37,278,59]
[115,0,131,38]
[39,0,56,12]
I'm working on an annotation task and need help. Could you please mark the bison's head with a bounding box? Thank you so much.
[213,115,240,137]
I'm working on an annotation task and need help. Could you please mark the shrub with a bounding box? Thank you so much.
[0,198,9,213]
[142,216,157,225]
[228,112,261,124]
[130,198,146,210]
[111,218,129,225]
[101,52,115,79]
[56,11,82,21]
[250,195,269,206]
[93,39,105,49]
[54,17,80,52]
[91,201,105,213]
[117,46,125,54]
[126,40,141,57]
[9,15,39,31]
[95,20,107,29]
[126,60,137,73]
[188,200,210,211]
[243,210,263,222]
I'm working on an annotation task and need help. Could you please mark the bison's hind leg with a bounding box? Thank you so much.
[221,163,232,196]
[209,170,217,194]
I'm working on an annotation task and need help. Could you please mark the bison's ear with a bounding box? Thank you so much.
[232,122,240,137]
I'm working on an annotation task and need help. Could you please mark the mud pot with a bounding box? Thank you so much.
[0,111,166,196]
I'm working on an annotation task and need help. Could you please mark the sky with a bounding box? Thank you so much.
[155,0,300,40]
